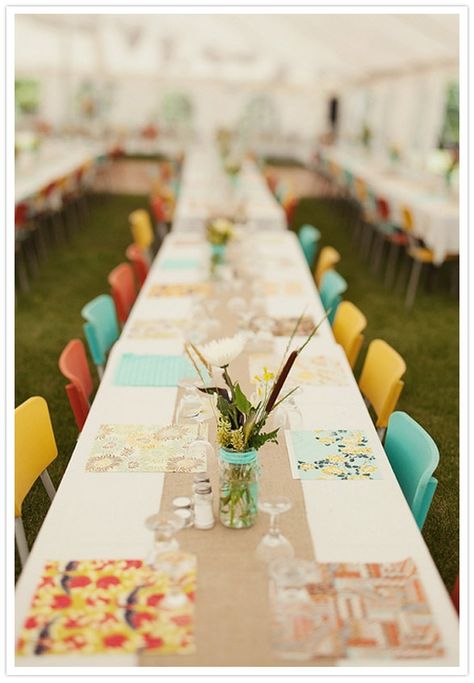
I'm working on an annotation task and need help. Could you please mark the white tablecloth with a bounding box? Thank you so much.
[319,146,459,264]
[15,230,458,668]
[15,140,106,204]
[173,145,287,233]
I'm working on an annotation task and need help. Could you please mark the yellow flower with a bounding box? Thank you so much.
[322,465,343,475]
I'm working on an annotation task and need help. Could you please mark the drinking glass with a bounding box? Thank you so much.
[176,385,203,425]
[145,512,184,567]
[256,496,294,563]
[153,551,196,610]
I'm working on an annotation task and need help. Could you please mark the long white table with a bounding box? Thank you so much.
[15,140,106,204]
[319,146,459,265]
[15,229,458,668]
[173,145,287,232]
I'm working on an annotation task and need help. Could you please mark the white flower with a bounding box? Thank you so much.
[200,333,246,368]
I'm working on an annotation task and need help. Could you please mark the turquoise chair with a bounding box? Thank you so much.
[319,270,348,324]
[298,224,321,269]
[384,411,439,530]
[81,294,119,380]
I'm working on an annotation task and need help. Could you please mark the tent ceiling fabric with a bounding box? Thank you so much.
[16,13,458,87]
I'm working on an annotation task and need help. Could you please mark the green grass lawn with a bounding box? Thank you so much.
[15,191,458,592]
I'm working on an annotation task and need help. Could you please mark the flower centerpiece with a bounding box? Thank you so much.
[186,312,328,529]
[206,217,235,268]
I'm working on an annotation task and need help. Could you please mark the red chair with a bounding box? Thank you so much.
[125,244,149,288]
[108,262,137,324]
[451,574,459,614]
[150,195,167,223]
[59,339,94,431]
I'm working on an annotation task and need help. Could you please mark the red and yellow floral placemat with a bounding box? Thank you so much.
[17,555,196,657]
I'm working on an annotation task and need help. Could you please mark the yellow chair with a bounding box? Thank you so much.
[358,339,406,436]
[314,246,341,287]
[332,301,367,369]
[15,396,58,569]
[128,209,154,255]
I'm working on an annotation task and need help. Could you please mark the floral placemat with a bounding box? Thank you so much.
[262,281,304,296]
[270,558,443,660]
[249,353,349,387]
[270,316,316,337]
[285,429,381,480]
[126,319,187,340]
[16,555,196,657]
[85,424,208,473]
[147,283,210,298]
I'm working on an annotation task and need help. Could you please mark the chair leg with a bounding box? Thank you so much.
[15,245,30,293]
[371,235,386,276]
[15,517,29,568]
[405,259,423,309]
[40,470,56,501]
[384,242,400,288]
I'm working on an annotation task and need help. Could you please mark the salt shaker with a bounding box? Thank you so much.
[193,472,210,494]
[193,482,215,529]
[172,496,194,528]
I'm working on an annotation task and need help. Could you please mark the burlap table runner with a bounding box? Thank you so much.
[140,283,328,667]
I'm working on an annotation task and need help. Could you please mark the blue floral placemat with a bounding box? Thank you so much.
[285,429,381,480]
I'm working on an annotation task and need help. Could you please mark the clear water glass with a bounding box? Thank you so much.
[144,512,185,567]
[256,497,294,563]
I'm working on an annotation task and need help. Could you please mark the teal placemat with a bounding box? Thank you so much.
[114,353,206,387]
[161,258,200,270]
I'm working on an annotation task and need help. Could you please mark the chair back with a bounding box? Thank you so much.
[332,301,367,369]
[283,195,298,226]
[150,195,167,223]
[108,262,137,325]
[129,209,154,250]
[126,243,149,287]
[59,339,93,431]
[298,224,321,268]
[359,339,406,429]
[384,411,439,529]
[319,270,347,324]
[15,397,58,517]
[315,245,341,287]
[401,206,415,232]
[376,196,391,222]
[81,294,119,367]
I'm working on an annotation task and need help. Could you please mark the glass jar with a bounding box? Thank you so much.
[219,447,259,529]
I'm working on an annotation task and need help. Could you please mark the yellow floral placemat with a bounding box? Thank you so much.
[127,319,187,340]
[16,555,196,657]
[261,281,304,296]
[147,283,210,298]
[285,429,381,480]
[85,424,208,473]
[249,353,349,387]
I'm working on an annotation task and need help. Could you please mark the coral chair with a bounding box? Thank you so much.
[108,262,137,325]
[81,294,119,380]
[359,339,406,437]
[59,339,94,431]
[129,209,154,257]
[332,301,367,369]
[384,411,439,529]
[283,195,298,227]
[126,243,149,288]
[319,270,348,324]
[298,224,321,269]
[314,246,341,287]
[15,396,58,569]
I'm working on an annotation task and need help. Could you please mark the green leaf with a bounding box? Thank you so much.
[249,428,280,450]
[233,383,252,416]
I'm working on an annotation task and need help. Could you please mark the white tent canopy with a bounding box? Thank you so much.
[15,13,459,151]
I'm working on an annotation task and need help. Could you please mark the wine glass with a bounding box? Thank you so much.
[176,385,203,425]
[153,551,196,610]
[256,496,294,563]
[145,512,185,566]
